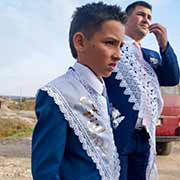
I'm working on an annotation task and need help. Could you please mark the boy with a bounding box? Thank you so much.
[32,2,125,180]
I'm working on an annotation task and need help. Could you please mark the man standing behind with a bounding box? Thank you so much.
[105,1,179,180]
[32,2,126,180]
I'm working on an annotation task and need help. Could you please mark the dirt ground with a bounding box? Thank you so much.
[0,138,32,180]
[0,106,34,180]
[157,142,180,180]
[0,138,180,180]
[0,100,179,179]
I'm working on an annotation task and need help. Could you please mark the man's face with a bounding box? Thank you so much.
[125,6,152,40]
[80,20,124,78]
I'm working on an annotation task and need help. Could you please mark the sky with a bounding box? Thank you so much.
[0,0,180,97]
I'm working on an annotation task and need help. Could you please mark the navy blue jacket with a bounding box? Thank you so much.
[32,90,101,180]
[105,43,180,151]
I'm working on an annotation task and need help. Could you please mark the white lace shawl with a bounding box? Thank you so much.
[114,43,164,180]
[41,68,120,180]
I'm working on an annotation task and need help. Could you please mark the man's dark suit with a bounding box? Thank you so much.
[105,42,179,180]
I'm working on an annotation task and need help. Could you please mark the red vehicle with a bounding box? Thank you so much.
[156,85,180,155]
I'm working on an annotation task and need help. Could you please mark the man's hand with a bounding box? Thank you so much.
[149,23,168,51]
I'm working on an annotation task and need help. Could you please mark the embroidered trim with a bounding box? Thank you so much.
[146,127,158,180]
[114,43,164,179]
[70,69,121,179]
[110,105,125,128]
[41,68,120,180]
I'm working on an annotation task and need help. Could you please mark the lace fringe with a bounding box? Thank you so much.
[114,43,163,179]
[41,84,120,180]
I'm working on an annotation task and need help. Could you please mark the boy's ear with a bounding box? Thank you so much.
[73,32,86,53]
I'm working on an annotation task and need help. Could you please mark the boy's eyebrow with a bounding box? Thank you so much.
[105,36,122,42]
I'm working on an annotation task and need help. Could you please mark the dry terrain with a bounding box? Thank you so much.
[0,98,35,180]
[157,142,180,180]
[0,98,180,180]
[0,138,180,179]
[0,138,32,180]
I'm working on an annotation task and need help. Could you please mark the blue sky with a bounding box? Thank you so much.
[0,0,180,96]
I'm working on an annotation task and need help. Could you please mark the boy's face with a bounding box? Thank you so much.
[78,20,124,78]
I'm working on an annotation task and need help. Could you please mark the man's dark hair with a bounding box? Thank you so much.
[69,2,126,59]
[125,1,152,16]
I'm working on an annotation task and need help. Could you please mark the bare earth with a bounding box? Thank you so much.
[0,138,180,180]
[157,142,180,180]
[0,138,32,180]
[0,100,179,180]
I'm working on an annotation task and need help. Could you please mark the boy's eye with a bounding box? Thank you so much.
[104,41,114,45]
[120,42,124,48]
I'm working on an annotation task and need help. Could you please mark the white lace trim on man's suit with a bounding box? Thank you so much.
[114,43,164,180]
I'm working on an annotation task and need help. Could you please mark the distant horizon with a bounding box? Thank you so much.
[1,83,179,98]
[0,94,35,99]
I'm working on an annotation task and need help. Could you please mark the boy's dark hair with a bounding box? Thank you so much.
[69,2,126,59]
[125,1,152,16]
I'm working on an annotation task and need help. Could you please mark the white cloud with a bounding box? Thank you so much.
[0,0,78,96]
[0,0,180,95]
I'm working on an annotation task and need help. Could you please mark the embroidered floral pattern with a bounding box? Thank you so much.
[114,43,164,180]
[149,57,158,65]
[110,105,125,129]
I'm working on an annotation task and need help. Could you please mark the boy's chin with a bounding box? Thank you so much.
[102,71,113,78]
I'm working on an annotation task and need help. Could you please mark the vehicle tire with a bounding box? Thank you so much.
[156,142,172,155]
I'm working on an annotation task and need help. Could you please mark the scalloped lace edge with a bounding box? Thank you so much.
[41,85,120,180]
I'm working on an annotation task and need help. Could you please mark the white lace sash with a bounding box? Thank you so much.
[41,69,120,180]
[114,43,164,179]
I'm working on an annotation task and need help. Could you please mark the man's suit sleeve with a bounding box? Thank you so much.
[32,90,67,180]
[155,42,180,86]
